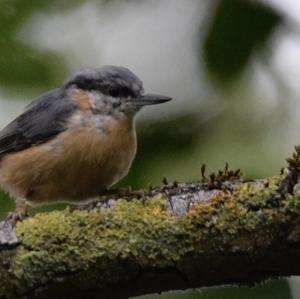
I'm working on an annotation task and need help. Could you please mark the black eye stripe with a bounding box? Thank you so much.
[109,88,120,97]
[108,87,135,98]
[69,77,136,98]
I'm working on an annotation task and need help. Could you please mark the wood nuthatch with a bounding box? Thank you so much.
[0,65,171,219]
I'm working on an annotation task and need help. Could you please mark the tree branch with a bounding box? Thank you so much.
[1,148,300,299]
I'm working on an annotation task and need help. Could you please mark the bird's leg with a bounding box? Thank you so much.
[6,199,30,223]
[103,187,145,199]
[79,188,146,211]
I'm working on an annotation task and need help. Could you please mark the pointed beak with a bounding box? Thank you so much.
[135,94,172,106]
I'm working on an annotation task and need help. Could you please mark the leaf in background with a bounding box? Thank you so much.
[203,0,282,84]
[0,0,86,93]
[0,40,67,91]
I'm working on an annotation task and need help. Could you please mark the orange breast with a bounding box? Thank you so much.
[0,116,136,205]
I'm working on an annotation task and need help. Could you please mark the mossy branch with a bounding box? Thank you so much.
[1,148,300,299]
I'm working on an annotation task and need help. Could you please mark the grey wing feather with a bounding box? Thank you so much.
[0,88,76,155]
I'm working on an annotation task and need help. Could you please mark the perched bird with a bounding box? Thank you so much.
[0,66,171,220]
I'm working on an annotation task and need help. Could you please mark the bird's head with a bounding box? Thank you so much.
[64,65,172,117]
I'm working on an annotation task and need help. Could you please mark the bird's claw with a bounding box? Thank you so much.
[5,203,29,224]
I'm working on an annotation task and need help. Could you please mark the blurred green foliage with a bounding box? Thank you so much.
[0,191,14,219]
[203,0,282,84]
[0,0,86,93]
[120,115,201,188]
[0,1,295,298]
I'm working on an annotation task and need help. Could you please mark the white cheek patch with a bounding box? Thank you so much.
[90,91,107,110]
[89,91,135,118]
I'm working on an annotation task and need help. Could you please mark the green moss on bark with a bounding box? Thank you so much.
[5,194,188,295]
[1,173,300,298]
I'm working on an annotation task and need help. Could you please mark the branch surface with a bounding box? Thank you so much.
[1,151,300,299]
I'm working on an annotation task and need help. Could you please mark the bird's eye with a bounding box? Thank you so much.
[109,88,120,97]
[109,87,134,98]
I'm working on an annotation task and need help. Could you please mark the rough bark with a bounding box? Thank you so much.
[1,148,300,299]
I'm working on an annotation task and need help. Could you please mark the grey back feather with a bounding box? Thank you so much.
[0,88,76,155]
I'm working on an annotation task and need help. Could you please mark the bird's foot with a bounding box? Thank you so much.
[79,188,146,211]
[6,201,29,224]
[103,187,145,199]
